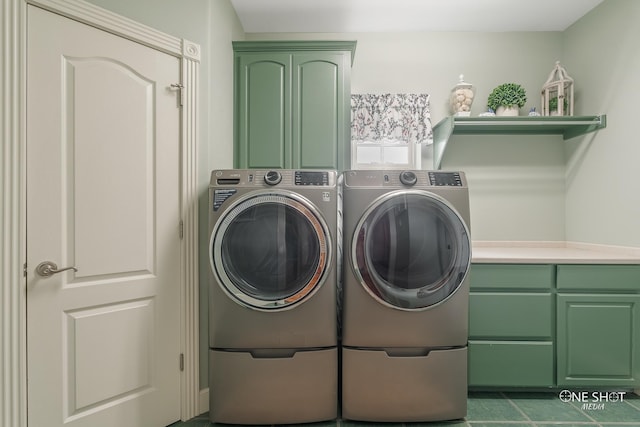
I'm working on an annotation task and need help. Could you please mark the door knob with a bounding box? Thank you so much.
[35,261,78,277]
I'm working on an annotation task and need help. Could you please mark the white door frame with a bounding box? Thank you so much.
[0,0,201,425]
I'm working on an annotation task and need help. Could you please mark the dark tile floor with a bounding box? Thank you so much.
[171,391,640,426]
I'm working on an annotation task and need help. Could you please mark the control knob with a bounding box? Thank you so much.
[399,170,418,186]
[264,170,282,186]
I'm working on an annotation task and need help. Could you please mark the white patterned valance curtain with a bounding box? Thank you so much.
[351,93,433,145]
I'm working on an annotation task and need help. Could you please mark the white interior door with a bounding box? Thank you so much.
[26,5,181,426]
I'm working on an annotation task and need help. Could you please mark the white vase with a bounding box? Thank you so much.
[495,106,519,116]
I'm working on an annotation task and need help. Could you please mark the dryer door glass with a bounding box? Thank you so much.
[353,191,470,310]
[211,193,330,309]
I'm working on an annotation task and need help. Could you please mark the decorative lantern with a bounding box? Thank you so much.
[449,74,475,117]
[541,61,574,116]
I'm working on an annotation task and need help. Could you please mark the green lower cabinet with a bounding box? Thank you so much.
[470,264,555,290]
[468,292,554,387]
[469,341,554,387]
[468,264,555,388]
[557,264,640,291]
[557,293,640,387]
[469,293,553,339]
[469,263,640,389]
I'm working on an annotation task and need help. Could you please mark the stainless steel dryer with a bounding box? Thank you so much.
[208,169,339,425]
[341,169,471,422]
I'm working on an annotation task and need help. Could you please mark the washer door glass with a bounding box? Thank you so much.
[353,191,470,310]
[211,192,330,310]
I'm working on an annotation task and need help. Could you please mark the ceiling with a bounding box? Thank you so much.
[230,0,604,33]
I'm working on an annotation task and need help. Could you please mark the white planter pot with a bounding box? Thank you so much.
[495,106,519,116]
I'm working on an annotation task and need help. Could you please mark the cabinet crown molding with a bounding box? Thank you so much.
[233,40,357,64]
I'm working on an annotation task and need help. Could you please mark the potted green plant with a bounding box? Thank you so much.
[487,83,527,116]
[548,96,568,116]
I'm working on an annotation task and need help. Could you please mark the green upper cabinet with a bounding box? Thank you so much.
[236,52,290,169]
[233,41,356,171]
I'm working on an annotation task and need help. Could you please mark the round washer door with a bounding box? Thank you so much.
[352,190,470,310]
[210,191,331,310]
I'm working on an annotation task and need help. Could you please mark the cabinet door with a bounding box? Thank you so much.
[292,53,350,170]
[557,294,640,387]
[470,264,554,290]
[469,293,553,339]
[235,53,291,169]
[469,341,554,387]
[557,264,640,291]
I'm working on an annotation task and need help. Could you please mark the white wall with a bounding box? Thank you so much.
[563,0,640,247]
[247,31,562,120]
[200,0,244,388]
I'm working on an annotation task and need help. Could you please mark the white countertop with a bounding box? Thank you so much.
[472,241,640,264]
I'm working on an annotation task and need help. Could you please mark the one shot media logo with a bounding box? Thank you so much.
[559,390,627,410]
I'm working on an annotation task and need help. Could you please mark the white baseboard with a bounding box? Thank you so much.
[199,388,209,415]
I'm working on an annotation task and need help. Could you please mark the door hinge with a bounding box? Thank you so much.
[23,263,27,278]
[179,353,184,372]
[179,220,184,240]
[170,83,184,106]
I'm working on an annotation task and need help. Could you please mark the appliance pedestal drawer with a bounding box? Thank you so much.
[209,347,338,424]
[342,346,467,422]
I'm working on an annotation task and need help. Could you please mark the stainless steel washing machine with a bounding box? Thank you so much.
[208,169,339,425]
[341,169,471,422]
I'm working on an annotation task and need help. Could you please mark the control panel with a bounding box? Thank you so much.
[346,170,466,188]
[210,169,337,212]
[210,169,335,187]
[295,171,330,186]
[428,171,463,187]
